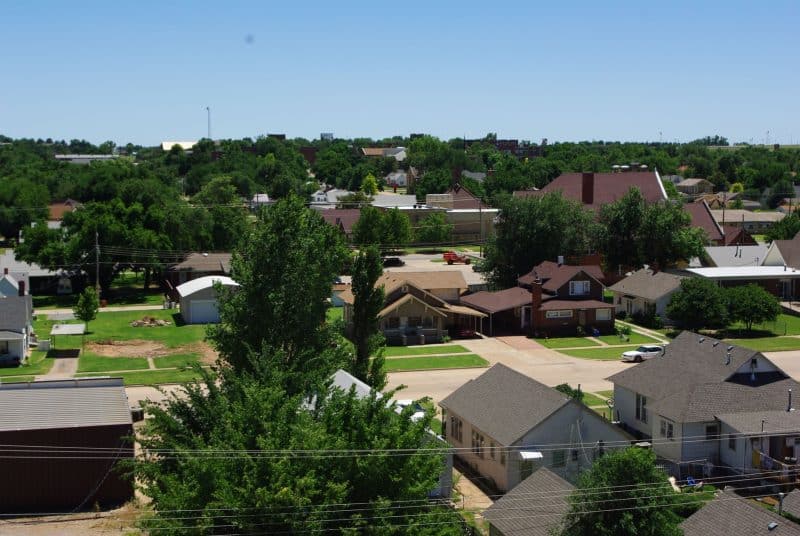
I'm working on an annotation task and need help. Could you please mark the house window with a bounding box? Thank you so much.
[705,424,719,441]
[596,309,611,321]
[422,317,434,328]
[545,310,573,319]
[450,417,463,442]
[500,450,506,466]
[728,434,736,451]
[408,317,422,327]
[386,317,400,329]
[490,441,496,460]
[471,431,485,458]
[553,449,566,467]
[659,419,674,439]
[635,393,648,423]
[0,341,8,355]
[569,281,590,296]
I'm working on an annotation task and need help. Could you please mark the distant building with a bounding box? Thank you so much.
[514,171,667,209]
[160,141,198,152]
[54,154,119,164]
[711,209,785,234]
[676,178,714,195]
[320,132,334,141]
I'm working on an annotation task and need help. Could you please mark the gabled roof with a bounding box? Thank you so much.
[318,209,360,234]
[0,378,132,432]
[170,252,232,274]
[460,287,531,314]
[0,250,55,278]
[716,409,800,435]
[711,209,785,224]
[0,295,32,331]
[378,293,448,318]
[48,199,83,221]
[771,237,800,268]
[541,266,603,293]
[338,271,468,306]
[514,172,667,210]
[682,491,800,536]
[721,225,758,246]
[704,245,768,267]
[445,184,490,210]
[607,268,686,301]
[781,488,800,520]
[176,275,238,298]
[677,178,712,187]
[685,200,724,242]
[518,261,604,288]
[483,467,573,535]
[440,363,571,446]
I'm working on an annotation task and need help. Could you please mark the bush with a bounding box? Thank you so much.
[616,325,632,342]
[631,311,664,329]
[576,325,585,337]
[615,310,628,320]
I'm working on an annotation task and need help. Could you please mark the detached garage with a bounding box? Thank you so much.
[176,275,238,324]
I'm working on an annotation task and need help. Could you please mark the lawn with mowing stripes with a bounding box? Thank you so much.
[76,368,210,385]
[384,354,488,371]
[382,345,469,357]
[77,352,149,373]
[559,346,639,360]
[581,393,609,407]
[535,337,600,349]
[596,332,661,345]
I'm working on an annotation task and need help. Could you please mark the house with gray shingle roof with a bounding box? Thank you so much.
[440,363,632,493]
[483,467,574,536]
[682,490,800,535]
[607,331,800,476]
[607,268,687,319]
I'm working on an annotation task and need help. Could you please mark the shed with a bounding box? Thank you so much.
[176,275,239,324]
[0,378,134,511]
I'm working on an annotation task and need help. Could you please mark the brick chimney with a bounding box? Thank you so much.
[18,280,25,296]
[582,172,594,205]
[531,278,542,310]
[3,268,7,275]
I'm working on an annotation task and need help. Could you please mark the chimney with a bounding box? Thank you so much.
[557,255,565,266]
[789,389,793,412]
[3,268,7,275]
[779,492,786,515]
[531,277,543,311]
[582,172,594,205]
[18,280,25,296]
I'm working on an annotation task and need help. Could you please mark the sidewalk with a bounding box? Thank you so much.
[38,304,167,316]
[616,320,669,344]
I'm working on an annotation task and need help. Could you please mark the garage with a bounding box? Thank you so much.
[175,276,239,324]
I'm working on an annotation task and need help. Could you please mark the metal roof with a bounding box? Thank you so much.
[0,331,24,340]
[50,323,86,336]
[0,378,132,432]
[176,275,239,298]
[687,266,800,280]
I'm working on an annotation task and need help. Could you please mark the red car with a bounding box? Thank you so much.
[442,251,471,265]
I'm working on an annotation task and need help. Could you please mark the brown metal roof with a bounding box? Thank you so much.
[514,172,666,209]
[685,200,724,242]
[318,209,361,234]
[459,287,532,314]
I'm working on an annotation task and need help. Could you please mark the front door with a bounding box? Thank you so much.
[578,310,586,326]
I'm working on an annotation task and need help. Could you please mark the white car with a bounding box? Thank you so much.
[621,345,664,363]
[395,399,426,422]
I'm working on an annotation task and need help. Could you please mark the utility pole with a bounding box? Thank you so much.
[206,106,211,139]
[95,230,100,296]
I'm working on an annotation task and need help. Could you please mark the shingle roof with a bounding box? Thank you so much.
[781,488,800,520]
[685,200,724,242]
[716,409,800,434]
[704,245,769,267]
[773,238,800,268]
[0,378,132,432]
[682,491,800,535]
[607,268,686,301]
[459,287,532,314]
[678,178,712,187]
[170,252,232,273]
[541,266,603,293]
[721,226,758,246]
[539,298,610,310]
[518,262,604,288]
[514,172,667,210]
[339,271,468,305]
[445,184,490,209]
[439,364,570,446]
[318,209,361,234]
[0,295,32,331]
[483,467,574,536]
[711,210,785,224]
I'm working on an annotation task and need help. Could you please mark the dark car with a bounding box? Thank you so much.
[382,257,405,267]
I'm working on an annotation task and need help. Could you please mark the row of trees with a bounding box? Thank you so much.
[351,206,453,250]
[483,189,707,288]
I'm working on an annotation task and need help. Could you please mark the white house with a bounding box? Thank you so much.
[0,293,34,364]
[176,276,239,324]
[607,268,686,319]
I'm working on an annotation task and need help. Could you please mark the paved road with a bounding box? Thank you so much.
[385,254,487,287]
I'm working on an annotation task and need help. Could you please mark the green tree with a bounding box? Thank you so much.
[661,180,680,200]
[192,175,249,250]
[666,277,729,330]
[72,287,99,332]
[361,172,379,195]
[727,284,781,332]
[638,201,707,269]
[352,205,384,247]
[562,448,683,536]
[350,246,386,389]
[416,212,453,245]
[382,208,412,250]
[766,212,800,241]
[208,195,348,386]
[484,193,596,288]
[597,188,647,270]
[336,190,372,209]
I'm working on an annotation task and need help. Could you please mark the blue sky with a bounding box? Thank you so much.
[1,1,797,145]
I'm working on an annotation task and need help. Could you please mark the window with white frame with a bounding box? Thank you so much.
[569,280,590,296]
[660,419,674,439]
[635,393,648,423]
[596,308,611,321]
[545,310,573,319]
[728,434,736,451]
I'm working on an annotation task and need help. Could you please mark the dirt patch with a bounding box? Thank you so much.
[185,341,219,365]
[87,340,169,358]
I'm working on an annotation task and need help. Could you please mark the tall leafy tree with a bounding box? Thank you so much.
[597,188,647,270]
[666,277,729,330]
[766,212,800,241]
[192,175,249,250]
[382,208,412,250]
[638,201,707,269]
[416,212,453,245]
[352,205,384,246]
[349,246,386,389]
[72,287,99,332]
[562,448,683,536]
[727,284,781,332]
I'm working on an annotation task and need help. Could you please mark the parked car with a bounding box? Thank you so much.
[442,251,471,265]
[395,399,426,422]
[382,257,405,267]
[621,345,664,363]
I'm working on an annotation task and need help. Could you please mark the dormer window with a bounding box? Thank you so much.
[569,281,590,296]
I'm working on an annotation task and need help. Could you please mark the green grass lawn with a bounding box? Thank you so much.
[724,337,800,352]
[384,354,488,371]
[154,353,202,369]
[82,310,206,347]
[591,406,612,420]
[77,352,149,373]
[418,399,443,435]
[0,375,34,384]
[326,307,343,323]
[596,390,614,399]
[0,350,53,377]
[581,393,609,407]
[559,345,639,360]
[76,368,209,386]
[535,337,600,349]
[595,332,661,345]
[382,345,469,357]
[34,272,165,309]
[728,314,800,337]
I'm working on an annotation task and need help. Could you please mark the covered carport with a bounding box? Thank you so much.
[49,323,86,350]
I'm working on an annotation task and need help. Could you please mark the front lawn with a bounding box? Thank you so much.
[0,350,53,377]
[596,390,614,399]
[559,346,639,360]
[84,310,206,347]
[728,314,800,337]
[595,332,661,345]
[326,307,343,323]
[76,368,210,386]
[581,392,609,407]
[154,353,203,369]
[724,336,800,352]
[382,345,469,357]
[77,352,149,373]
[384,354,488,372]
[535,337,600,349]
[0,375,34,383]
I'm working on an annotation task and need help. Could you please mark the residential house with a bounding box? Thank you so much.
[310,188,353,207]
[167,252,232,287]
[249,193,270,210]
[384,170,408,188]
[318,209,361,240]
[176,275,239,324]
[361,147,406,162]
[721,225,759,246]
[685,200,725,244]
[0,289,34,364]
[711,209,785,234]
[607,268,687,319]
[676,178,714,195]
[45,198,83,230]
[607,332,800,476]
[331,282,350,307]
[0,250,70,295]
[459,287,535,336]
[703,244,769,268]
[686,266,800,300]
[440,364,632,493]
[339,271,484,345]
[695,192,740,209]
[682,490,800,536]
[513,171,668,209]
[763,231,800,269]
[426,184,489,210]
[781,488,800,520]
[483,467,574,536]
[0,378,134,511]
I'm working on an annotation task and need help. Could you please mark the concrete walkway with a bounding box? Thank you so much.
[615,320,670,344]
[38,304,167,316]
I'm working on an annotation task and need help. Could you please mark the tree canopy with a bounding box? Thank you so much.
[666,277,729,330]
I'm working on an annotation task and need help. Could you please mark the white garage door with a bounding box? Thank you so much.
[190,300,219,324]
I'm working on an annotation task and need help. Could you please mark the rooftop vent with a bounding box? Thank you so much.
[713,341,719,347]
[727,346,734,352]
[725,353,731,365]
[698,337,705,343]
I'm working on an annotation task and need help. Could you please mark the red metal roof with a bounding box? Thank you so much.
[684,201,724,243]
[514,172,666,210]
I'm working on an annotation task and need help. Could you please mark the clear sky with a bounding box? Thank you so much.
[1,1,797,146]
